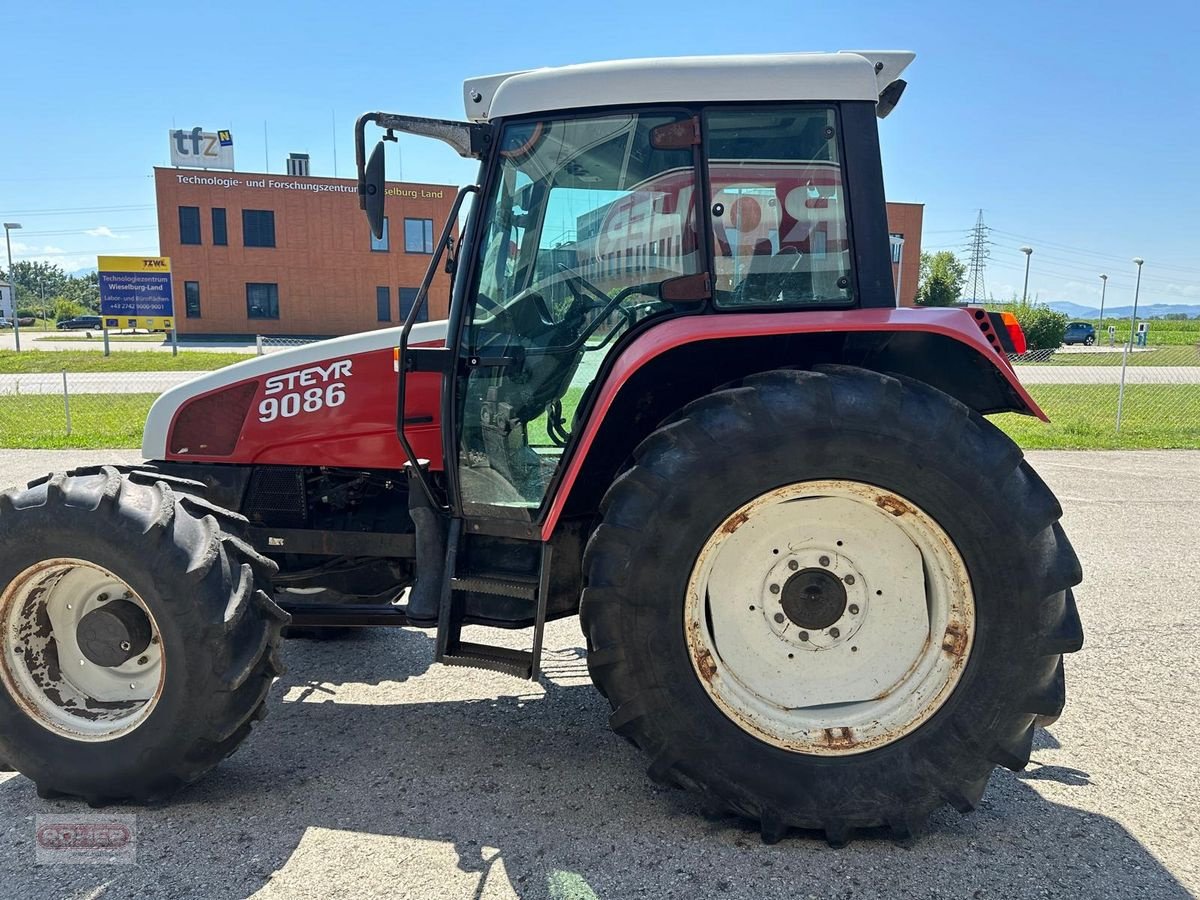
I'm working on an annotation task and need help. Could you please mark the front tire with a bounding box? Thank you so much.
[0,468,288,803]
[581,366,1083,843]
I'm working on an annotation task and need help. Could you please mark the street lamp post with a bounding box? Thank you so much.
[3,223,22,351]
[1020,246,1033,303]
[1127,258,1145,350]
[1098,273,1108,333]
[1116,257,1145,433]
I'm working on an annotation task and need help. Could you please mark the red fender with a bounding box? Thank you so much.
[540,306,1043,539]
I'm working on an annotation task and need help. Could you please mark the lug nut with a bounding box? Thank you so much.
[844,574,856,585]
[137,656,149,666]
[829,627,841,638]
[120,641,131,652]
[787,559,799,571]
[769,584,780,594]
[97,593,109,602]
[798,631,809,641]
[849,604,860,615]
[773,613,785,624]
[819,556,830,567]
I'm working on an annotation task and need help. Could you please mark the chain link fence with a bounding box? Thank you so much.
[0,369,181,449]
[1,335,1197,450]
[1003,343,1200,448]
[256,335,322,355]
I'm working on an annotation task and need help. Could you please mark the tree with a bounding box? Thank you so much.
[0,260,69,308]
[915,251,967,307]
[61,271,100,312]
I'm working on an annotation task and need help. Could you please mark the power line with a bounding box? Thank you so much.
[991,228,1200,276]
[0,204,155,217]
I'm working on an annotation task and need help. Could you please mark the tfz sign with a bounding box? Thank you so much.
[168,127,235,170]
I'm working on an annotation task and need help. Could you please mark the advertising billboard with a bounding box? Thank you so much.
[98,256,174,331]
[168,127,234,170]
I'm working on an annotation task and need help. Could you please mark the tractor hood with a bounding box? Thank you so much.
[142,321,449,467]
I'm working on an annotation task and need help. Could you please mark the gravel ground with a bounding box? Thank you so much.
[0,448,1196,899]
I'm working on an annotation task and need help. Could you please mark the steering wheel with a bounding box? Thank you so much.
[556,264,611,323]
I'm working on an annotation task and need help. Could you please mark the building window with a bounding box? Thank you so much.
[376,286,391,322]
[246,283,280,319]
[179,206,201,245]
[371,216,390,252]
[399,287,427,323]
[184,281,201,318]
[243,209,276,248]
[212,208,228,246]
[890,233,904,264]
[404,218,435,254]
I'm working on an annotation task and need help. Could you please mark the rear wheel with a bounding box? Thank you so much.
[0,468,288,803]
[581,366,1083,843]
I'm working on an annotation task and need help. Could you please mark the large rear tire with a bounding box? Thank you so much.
[0,467,288,803]
[581,366,1083,844]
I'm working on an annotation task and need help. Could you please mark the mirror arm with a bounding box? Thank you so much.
[356,112,492,212]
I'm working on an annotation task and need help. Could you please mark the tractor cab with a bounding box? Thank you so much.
[357,51,912,524]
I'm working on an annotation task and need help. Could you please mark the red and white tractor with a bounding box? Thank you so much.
[0,50,1082,844]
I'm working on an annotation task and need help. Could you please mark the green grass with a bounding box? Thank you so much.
[36,333,169,343]
[3,383,1196,452]
[0,349,252,374]
[993,384,1200,449]
[1099,321,1200,347]
[0,394,156,449]
[1022,344,1200,367]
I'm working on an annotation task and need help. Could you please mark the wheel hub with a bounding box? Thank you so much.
[0,559,164,741]
[76,599,152,668]
[781,568,846,630]
[686,481,976,755]
[761,548,867,651]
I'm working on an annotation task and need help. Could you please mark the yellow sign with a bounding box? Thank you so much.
[97,256,172,273]
[98,256,174,330]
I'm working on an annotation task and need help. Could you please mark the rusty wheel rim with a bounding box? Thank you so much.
[684,480,975,755]
[0,559,165,742]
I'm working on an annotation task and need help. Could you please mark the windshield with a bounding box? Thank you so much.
[459,112,700,514]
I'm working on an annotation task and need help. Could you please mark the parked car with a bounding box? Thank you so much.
[56,316,103,331]
[0,318,12,329]
[1063,321,1096,346]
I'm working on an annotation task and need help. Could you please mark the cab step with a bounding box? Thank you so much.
[436,519,551,680]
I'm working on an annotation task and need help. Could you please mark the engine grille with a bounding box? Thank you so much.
[245,467,307,528]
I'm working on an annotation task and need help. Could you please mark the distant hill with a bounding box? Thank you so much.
[1046,301,1200,320]
[68,266,97,278]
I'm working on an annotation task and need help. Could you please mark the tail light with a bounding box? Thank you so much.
[1000,312,1027,355]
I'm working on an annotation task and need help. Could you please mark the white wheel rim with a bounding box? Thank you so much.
[1,559,165,742]
[684,480,974,755]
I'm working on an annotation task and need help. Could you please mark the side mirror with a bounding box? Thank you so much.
[364,141,387,240]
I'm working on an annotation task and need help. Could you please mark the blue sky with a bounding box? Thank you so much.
[3,0,1197,308]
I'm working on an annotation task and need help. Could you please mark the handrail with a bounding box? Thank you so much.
[395,184,480,508]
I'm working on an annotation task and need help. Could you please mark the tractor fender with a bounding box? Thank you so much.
[542,306,1043,539]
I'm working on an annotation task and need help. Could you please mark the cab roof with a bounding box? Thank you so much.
[463,51,915,122]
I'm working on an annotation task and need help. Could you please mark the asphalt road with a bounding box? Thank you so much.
[0,448,1197,899]
[0,372,202,395]
[0,332,259,353]
[1012,366,1200,384]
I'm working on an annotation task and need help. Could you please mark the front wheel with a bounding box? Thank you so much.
[0,468,288,803]
[1084,335,1096,346]
[581,366,1083,843]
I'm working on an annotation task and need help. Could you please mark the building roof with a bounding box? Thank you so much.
[463,51,915,122]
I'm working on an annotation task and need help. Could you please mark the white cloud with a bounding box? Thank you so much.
[84,226,123,239]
